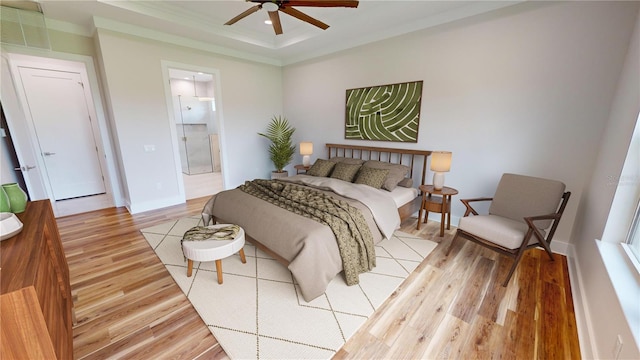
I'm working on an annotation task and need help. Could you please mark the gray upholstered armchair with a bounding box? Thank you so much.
[447,173,571,286]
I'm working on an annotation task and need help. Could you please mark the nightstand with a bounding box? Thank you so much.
[417,185,458,237]
[294,164,310,174]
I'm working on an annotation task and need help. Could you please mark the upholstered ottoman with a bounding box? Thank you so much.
[181,224,247,284]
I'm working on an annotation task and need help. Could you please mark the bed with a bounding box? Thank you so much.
[205,143,431,301]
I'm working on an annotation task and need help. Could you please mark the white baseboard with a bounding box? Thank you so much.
[551,240,571,256]
[126,196,184,214]
[566,243,596,359]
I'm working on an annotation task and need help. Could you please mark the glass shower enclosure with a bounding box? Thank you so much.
[170,70,218,175]
[175,95,213,175]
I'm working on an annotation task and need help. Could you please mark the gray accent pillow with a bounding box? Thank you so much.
[328,157,365,165]
[362,160,410,191]
[354,167,389,189]
[307,159,335,177]
[330,163,362,182]
[397,177,414,188]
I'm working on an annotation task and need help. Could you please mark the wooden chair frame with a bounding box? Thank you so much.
[447,191,571,286]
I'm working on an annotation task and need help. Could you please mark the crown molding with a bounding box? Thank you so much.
[92,16,282,66]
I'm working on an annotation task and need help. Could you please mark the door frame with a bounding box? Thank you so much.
[1,46,123,209]
[160,60,228,199]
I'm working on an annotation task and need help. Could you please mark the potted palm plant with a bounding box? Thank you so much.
[258,115,296,179]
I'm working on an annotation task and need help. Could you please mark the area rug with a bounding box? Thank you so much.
[140,216,437,359]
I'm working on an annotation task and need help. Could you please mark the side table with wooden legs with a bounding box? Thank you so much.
[417,185,458,237]
[294,164,311,174]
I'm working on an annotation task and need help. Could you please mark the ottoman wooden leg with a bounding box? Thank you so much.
[239,248,247,263]
[215,259,223,284]
[187,259,193,277]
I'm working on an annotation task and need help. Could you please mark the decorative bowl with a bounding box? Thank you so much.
[0,212,23,241]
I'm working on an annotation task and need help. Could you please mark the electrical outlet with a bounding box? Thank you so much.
[613,335,623,359]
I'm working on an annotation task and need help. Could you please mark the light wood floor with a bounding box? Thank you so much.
[57,196,580,359]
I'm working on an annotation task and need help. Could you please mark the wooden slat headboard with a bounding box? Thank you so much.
[325,143,432,186]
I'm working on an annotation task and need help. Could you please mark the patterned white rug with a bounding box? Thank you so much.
[141,216,437,359]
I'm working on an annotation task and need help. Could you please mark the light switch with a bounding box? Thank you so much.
[144,145,156,152]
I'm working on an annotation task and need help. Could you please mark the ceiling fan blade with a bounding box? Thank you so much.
[269,11,283,35]
[280,6,329,30]
[224,5,261,25]
[283,0,359,8]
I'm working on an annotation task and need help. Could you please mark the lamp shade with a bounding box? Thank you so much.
[430,151,452,172]
[300,142,313,155]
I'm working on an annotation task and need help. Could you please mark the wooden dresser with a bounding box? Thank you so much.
[1,200,73,359]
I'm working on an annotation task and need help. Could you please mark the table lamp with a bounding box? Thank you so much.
[430,151,452,190]
[300,142,313,167]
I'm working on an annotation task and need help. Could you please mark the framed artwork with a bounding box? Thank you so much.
[345,80,423,142]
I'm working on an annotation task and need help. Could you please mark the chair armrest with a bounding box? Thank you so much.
[460,197,493,216]
[524,213,561,243]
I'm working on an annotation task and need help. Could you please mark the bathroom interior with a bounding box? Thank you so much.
[169,69,222,199]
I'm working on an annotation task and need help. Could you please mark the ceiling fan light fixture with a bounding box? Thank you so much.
[265,20,272,25]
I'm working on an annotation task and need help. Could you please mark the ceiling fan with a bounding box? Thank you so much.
[224,0,359,35]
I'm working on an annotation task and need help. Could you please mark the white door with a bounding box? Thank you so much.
[18,67,106,200]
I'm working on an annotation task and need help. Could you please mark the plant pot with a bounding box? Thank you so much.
[271,171,288,180]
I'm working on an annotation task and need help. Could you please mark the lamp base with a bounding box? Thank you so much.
[302,155,310,167]
[433,172,445,190]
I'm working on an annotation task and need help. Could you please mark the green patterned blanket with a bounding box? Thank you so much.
[239,179,375,286]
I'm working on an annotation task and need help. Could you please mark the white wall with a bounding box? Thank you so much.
[571,7,640,359]
[282,1,639,253]
[94,30,283,212]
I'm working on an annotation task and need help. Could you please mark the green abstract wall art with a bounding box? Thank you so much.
[345,80,423,142]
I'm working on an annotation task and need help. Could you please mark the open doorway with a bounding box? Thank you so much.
[168,68,223,199]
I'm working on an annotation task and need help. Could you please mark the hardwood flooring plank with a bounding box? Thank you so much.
[476,254,510,323]
[74,261,167,300]
[80,325,157,359]
[506,255,539,359]
[194,344,229,360]
[368,264,439,344]
[561,256,582,359]
[540,280,565,359]
[540,252,564,286]
[409,261,466,339]
[335,332,390,359]
[449,256,494,323]
[87,306,214,360]
[385,325,430,359]
[74,273,175,324]
[71,257,160,292]
[461,314,510,360]
[423,313,470,359]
